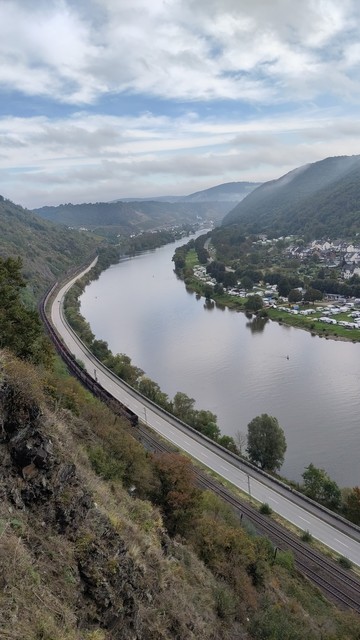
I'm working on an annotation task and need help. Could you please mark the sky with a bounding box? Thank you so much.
[1,0,360,208]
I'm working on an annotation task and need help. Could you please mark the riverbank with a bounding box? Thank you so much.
[79,236,360,488]
[179,258,360,344]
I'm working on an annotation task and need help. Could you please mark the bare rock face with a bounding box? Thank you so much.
[0,367,230,640]
[0,379,92,533]
[0,380,42,438]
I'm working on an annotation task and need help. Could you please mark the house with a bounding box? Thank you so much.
[342,264,360,280]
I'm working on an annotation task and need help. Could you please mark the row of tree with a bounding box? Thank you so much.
[246,414,360,524]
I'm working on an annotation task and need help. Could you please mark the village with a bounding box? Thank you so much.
[190,236,360,334]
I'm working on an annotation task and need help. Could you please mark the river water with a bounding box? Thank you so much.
[80,235,360,487]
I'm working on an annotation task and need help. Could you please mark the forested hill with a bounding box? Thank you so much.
[186,181,260,201]
[33,183,260,236]
[0,196,100,296]
[123,181,261,203]
[222,155,360,239]
[33,200,228,235]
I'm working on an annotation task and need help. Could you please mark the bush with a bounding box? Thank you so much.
[338,556,352,570]
[300,530,313,543]
[88,446,125,481]
[274,550,295,572]
[259,503,272,515]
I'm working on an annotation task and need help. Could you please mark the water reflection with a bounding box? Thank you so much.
[246,316,269,334]
[80,236,360,486]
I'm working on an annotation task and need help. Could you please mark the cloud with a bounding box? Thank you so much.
[1,107,360,207]
[0,0,359,104]
[0,1,360,205]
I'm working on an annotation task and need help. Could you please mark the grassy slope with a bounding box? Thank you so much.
[1,352,359,639]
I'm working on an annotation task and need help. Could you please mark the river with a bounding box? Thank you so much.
[80,235,360,487]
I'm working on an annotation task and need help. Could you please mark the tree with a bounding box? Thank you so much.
[222,271,237,287]
[192,410,220,440]
[343,487,360,525]
[137,377,170,410]
[277,277,291,297]
[234,430,247,456]
[203,284,213,300]
[287,288,302,303]
[151,453,201,536]
[246,414,287,471]
[241,275,254,290]
[0,257,52,366]
[217,434,239,454]
[301,463,341,510]
[245,294,263,312]
[107,353,143,386]
[172,391,195,424]
[303,287,323,302]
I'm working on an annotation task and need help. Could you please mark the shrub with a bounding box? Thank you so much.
[259,503,272,515]
[88,446,125,481]
[300,530,313,543]
[338,556,352,570]
[274,550,295,572]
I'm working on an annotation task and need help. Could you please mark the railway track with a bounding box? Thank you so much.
[39,287,360,614]
[134,423,360,613]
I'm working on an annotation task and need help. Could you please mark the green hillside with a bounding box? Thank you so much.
[0,196,101,296]
[33,200,229,237]
[222,155,360,239]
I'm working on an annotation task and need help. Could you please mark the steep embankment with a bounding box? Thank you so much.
[0,196,100,296]
[0,353,234,640]
[1,351,360,639]
[223,155,360,238]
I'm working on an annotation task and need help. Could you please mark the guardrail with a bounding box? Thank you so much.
[40,258,360,543]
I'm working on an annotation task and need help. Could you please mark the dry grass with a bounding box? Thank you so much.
[1,352,359,640]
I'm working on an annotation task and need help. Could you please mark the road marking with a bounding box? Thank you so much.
[268,497,279,504]
[334,538,349,548]
[201,453,209,459]
[220,465,228,471]
[298,516,310,524]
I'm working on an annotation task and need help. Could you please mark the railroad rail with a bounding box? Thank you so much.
[39,285,138,427]
[39,284,360,614]
[134,422,360,613]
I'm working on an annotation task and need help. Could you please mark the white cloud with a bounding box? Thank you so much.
[0,1,360,205]
[1,108,360,207]
[0,0,359,104]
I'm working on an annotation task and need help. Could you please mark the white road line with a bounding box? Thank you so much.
[334,538,349,548]
[268,496,279,503]
[298,516,310,524]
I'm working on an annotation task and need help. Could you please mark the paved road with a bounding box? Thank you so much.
[50,262,360,567]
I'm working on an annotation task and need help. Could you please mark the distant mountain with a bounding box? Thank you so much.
[119,182,260,204]
[183,181,261,203]
[33,182,260,236]
[222,155,360,239]
[0,196,100,296]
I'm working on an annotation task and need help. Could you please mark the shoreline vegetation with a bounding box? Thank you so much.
[173,238,360,344]
[2,251,360,636]
[64,244,241,456]
[62,239,360,528]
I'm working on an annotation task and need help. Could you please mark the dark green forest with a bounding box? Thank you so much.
[223,155,360,239]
